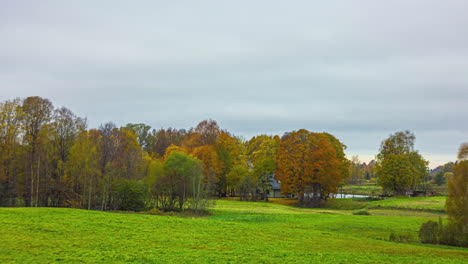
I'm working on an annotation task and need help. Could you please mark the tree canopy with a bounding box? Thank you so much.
[276,129,349,206]
[375,131,428,195]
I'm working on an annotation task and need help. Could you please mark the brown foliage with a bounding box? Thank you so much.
[276,129,348,205]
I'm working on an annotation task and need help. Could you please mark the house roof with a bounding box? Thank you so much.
[268,174,281,190]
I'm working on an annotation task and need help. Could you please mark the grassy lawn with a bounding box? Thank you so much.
[325,196,446,213]
[0,200,466,263]
[341,183,449,196]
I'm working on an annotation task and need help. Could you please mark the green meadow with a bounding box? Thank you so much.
[1,199,466,263]
[325,196,446,212]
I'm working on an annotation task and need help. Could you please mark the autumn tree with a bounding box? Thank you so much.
[180,119,220,152]
[191,145,223,190]
[0,98,23,206]
[65,131,101,209]
[276,129,348,206]
[22,96,53,207]
[123,123,151,152]
[150,128,185,157]
[48,107,86,206]
[246,135,280,200]
[445,143,468,247]
[215,132,245,196]
[101,127,146,210]
[193,119,221,146]
[374,131,428,195]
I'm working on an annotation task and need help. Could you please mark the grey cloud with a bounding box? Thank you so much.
[1,0,467,167]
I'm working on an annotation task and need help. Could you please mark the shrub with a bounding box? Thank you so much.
[434,171,446,186]
[419,218,468,247]
[147,208,162,215]
[115,180,149,212]
[419,220,440,244]
[353,210,371,215]
[389,232,416,243]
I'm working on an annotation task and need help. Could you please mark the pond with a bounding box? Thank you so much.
[333,193,370,199]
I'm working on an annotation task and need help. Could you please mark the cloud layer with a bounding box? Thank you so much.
[1,0,467,167]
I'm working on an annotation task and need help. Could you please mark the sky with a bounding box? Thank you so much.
[1,1,467,168]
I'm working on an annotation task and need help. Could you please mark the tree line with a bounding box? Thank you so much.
[0,96,350,211]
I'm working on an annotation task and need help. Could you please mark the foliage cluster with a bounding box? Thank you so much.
[0,97,352,211]
[374,131,429,195]
[275,129,349,206]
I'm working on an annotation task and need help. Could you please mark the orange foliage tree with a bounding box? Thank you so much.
[276,129,348,206]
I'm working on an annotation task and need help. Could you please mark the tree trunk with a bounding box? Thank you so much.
[35,155,40,207]
[88,176,92,210]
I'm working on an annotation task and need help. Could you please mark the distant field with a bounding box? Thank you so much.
[325,196,446,213]
[341,183,449,196]
[341,183,383,195]
[1,199,466,263]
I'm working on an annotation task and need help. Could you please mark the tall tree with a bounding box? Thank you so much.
[150,128,185,157]
[215,132,245,196]
[22,96,53,207]
[49,107,86,205]
[247,135,280,200]
[123,123,151,151]
[348,155,363,184]
[0,98,23,206]
[98,122,119,210]
[445,143,468,246]
[65,131,101,209]
[191,145,223,189]
[159,152,205,212]
[374,131,428,195]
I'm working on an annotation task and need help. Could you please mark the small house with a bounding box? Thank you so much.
[267,175,284,198]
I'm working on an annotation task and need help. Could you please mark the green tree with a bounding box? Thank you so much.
[159,152,207,212]
[375,131,428,195]
[434,171,446,186]
[122,123,151,151]
[115,179,148,212]
[375,154,414,194]
[65,131,101,209]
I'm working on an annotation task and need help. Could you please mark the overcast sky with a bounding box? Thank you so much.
[1,1,467,167]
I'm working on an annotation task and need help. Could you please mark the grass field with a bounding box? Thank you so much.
[340,183,449,196]
[325,196,446,213]
[341,183,383,195]
[0,199,466,263]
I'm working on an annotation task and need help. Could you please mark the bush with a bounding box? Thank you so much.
[419,220,440,244]
[418,218,468,247]
[389,232,416,243]
[434,171,446,186]
[353,210,371,215]
[115,180,149,212]
[147,208,162,215]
